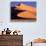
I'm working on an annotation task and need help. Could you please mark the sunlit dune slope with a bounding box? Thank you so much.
[32,38,46,43]
[17,11,36,18]
[16,3,36,14]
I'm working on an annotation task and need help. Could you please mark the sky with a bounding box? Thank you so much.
[0,0,46,46]
[11,1,36,7]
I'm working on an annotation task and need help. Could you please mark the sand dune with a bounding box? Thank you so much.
[15,3,36,19]
[17,11,36,18]
[16,3,36,14]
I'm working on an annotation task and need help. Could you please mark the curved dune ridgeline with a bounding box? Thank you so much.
[16,3,36,14]
[15,3,36,19]
[17,11,36,19]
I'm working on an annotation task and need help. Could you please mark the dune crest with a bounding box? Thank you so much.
[16,3,36,13]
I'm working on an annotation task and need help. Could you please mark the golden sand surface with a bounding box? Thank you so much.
[17,11,36,18]
[15,3,36,19]
[16,3,36,13]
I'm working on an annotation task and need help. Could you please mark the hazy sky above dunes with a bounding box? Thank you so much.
[0,0,46,46]
[11,2,36,7]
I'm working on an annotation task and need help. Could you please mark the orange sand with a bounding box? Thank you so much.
[17,11,36,18]
[16,3,36,14]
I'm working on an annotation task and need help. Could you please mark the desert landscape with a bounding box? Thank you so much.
[11,2,36,21]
